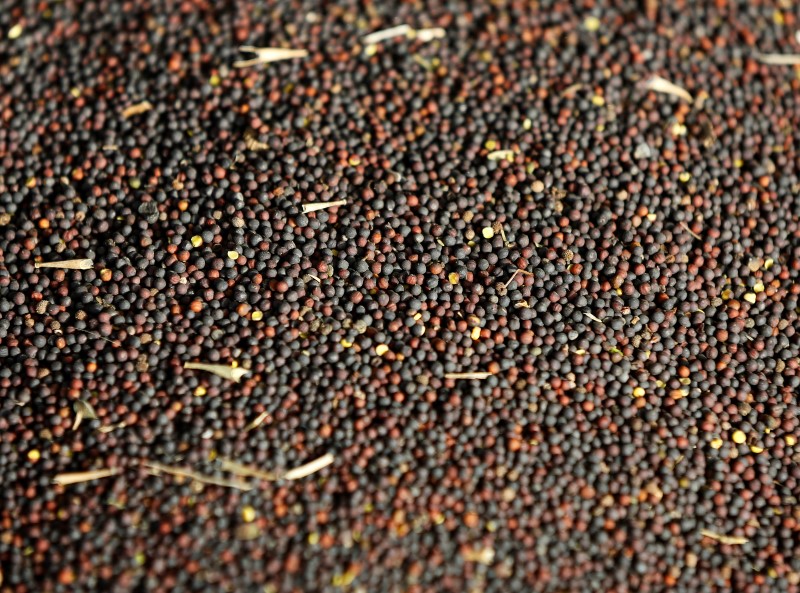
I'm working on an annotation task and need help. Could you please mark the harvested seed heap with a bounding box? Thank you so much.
[1,1,799,592]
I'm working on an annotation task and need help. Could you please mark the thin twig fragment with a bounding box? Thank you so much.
[283,453,335,480]
[221,452,334,481]
[144,461,253,491]
[583,311,604,323]
[362,25,445,45]
[302,199,347,214]
[183,361,249,382]
[53,467,121,486]
[680,221,702,241]
[34,258,94,270]
[700,529,749,545]
[122,101,153,119]
[233,46,308,68]
[487,149,515,161]
[644,75,693,103]
[444,372,493,380]
[243,411,270,432]
[755,52,800,66]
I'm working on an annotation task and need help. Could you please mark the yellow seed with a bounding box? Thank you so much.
[340,339,353,348]
[251,311,263,321]
[583,16,601,31]
[241,506,256,522]
[191,235,203,247]
[308,532,320,545]
[773,10,785,25]
[484,140,497,151]
[209,74,221,87]
[482,227,495,239]
[734,159,743,168]
[591,95,605,107]
[732,430,746,444]
[749,445,764,454]
[348,156,361,166]
[448,273,459,285]
[632,387,645,398]
[721,289,733,300]
[679,171,692,183]
[8,24,23,39]
[523,118,532,130]
[753,281,765,293]
[194,386,207,397]
[375,344,389,356]
[28,450,41,462]
[764,258,774,270]
[710,438,723,449]
[227,250,239,260]
[743,293,756,304]
[471,326,481,340]
[786,435,796,446]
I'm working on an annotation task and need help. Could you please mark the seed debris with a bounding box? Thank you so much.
[444,372,493,380]
[183,362,249,382]
[362,25,446,46]
[302,199,347,214]
[487,149,515,161]
[755,52,800,66]
[700,529,749,545]
[53,467,121,486]
[644,75,693,103]
[144,461,253,490]
[34,258,94,270]
[233,46,308,69]
[122,101,153,119]
[221,452,335,481]
[72,399,98,430]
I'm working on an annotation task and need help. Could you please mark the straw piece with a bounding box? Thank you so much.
[233,46,308,68]
[34,259,94,270]
[444,372,493,380]
[183,362,249,382]
[644,75,693,103]
[122,101,153,119]
[144,461,253,490]
[413,27,446,43]
[283,453,335,480]
[755,52,800,66]
[302,199,347,214]
[700,529,749,545]
[53,467,121,485]
[362,25,413,44]
[219,458,279,481]
[487,149,515,161]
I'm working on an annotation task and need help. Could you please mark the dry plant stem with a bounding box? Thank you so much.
[755,52,800,65]
[97,422,126,434]
[219,458,279,481]
[444,372,493,380]
[143,461,253,491]
[680,221,702,240]
[583,312,604,323]
[244,411,270,432]
[700,529,749,545]
[233,46,308,68]
[503,268,534,288]
[362,24,412,44]
[413,27,446,42]
[183,362,249,382]
[487,150,515,161]
[302,199,347,214]
[283,453,335,480]
[34,259,94,270]
[644,75,693,103]
[221,453,334,481]
[53,468,121,485]
[122,101,153,119]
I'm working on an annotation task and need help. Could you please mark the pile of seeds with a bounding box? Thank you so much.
[1,1,799,591]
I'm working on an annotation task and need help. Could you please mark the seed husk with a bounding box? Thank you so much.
[183,362,249,382]
[302,199,347,213]
[34,258,94,270]
[121,101,153,119]
[643,75,694,103]
[53,468,121,486]
[233,46,308,68]
[143,461,253,491]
